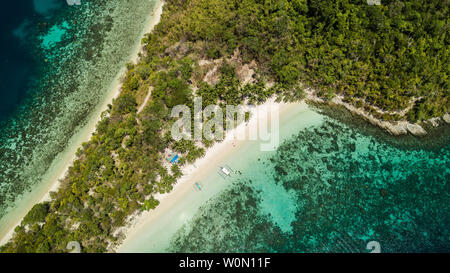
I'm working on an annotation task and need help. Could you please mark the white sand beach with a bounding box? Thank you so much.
[0,1,165,246]
[117,99,323,252]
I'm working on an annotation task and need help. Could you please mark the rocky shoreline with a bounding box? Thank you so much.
[304,88,449,137]
[191,51,447,139]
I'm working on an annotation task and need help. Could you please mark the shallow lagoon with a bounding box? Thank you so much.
[123,104,449,253]
[169,115,449,253]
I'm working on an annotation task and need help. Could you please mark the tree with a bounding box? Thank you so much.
[22,203,49,226]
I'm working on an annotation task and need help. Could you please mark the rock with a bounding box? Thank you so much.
[367,0,381,5]
[406,123,427,136]
[198,59,212,66]
[443,113,450,124]
[427,117,441,127]
[384,122,408,135]
[236,62,256,85]
[203,65,220,85]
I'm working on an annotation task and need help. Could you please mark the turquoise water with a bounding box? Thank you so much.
[0,0,160,231]
[166,113,449,253]
[119,102,325,252]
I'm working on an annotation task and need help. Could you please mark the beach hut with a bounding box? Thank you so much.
[170,154,179,164]
[167,153,180,164]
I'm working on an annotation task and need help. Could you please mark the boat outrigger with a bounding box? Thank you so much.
[194,182,202,191]
[217,165,234,179]
[221,167,231,176]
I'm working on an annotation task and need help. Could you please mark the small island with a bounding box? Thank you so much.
[1,0,448,253]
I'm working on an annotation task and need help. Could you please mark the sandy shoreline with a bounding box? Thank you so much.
[115,98,304,252]
[0,1,165,246]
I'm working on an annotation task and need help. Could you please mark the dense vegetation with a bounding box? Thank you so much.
[1,0,448,252]
[153,0,448,121]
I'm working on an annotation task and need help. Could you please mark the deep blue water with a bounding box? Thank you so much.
[0,0,64,121]
[0,1,36,120]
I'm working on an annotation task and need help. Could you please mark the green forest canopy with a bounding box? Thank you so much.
[158,0,448,121]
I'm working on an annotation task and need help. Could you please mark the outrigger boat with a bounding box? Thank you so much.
[217,165,233,179]
[194,182,202,191]
[221,167,231,176]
